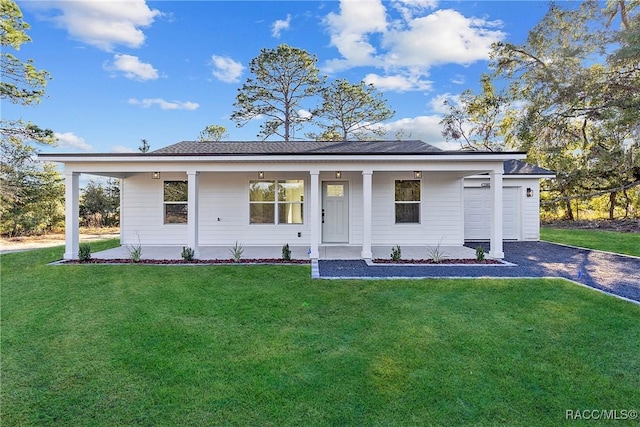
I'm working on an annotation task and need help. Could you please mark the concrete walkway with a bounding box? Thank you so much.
[319,242,640,303]
[91,244,479,261]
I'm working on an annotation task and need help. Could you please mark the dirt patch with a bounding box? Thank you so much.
[542,219,640,233]
[0,230,119,254]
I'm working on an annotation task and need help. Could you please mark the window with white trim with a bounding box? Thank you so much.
[249,180,304,224]
[164,181,188,224]
[395,180,420,223]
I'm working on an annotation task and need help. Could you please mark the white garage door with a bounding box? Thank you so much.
[464,187,520,240]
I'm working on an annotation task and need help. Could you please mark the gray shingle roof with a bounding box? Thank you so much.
[151,140,444,155]
[504,159,555,176]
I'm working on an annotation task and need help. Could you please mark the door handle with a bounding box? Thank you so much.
[322,208,325,224]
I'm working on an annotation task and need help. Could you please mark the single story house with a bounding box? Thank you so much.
[39,140,554,260]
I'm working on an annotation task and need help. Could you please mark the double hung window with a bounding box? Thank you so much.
[164,181,188,224]
[395,180,420,223]
[249,180,304,224]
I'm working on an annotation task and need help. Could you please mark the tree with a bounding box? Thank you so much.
[0,138,64,236]
[231,44,324,141]
[490,0,640,219]
[80,179,120,228]
[440,74,506,151]
[1,0,53,145]
[309,79,394,141]
[197,124,228,141]
[1,0,61,235]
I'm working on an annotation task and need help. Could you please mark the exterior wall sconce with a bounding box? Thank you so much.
[414,171,422,179]
[335,171,342,179]
[258,171,265,179]
[152,172,160,180]
[526,187,533,197]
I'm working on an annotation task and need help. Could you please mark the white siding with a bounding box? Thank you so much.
[371,172,464,246]
[121,172,310,246]
[463,177,542,241]
[121,172,188,245]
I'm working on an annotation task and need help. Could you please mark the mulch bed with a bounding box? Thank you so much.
[373,258,502,264]
[63,258,311,265]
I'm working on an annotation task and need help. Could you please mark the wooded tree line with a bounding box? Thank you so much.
[2,0,638,237]
[441,0,640,219]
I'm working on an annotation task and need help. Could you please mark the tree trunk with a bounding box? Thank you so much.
[564,196,575,220]
[609,191,617,219]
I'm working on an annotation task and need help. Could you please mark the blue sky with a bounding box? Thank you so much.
[7,0,551,154]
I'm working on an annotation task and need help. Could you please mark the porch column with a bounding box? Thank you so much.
[187,171,200,257]
[309,170,320,259]
[361,170,373,259]
[489,170,504,259]
[64,171,80,260]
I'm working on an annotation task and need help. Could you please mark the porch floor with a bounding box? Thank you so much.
[91,244,479,261]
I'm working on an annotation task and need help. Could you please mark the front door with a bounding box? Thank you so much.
[322,181,349,243]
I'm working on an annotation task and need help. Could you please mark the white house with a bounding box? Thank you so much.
[39,140,554,260]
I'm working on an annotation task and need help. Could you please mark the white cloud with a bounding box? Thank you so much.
[271,14,291,38]
[429,93,460,114]
[364,72,432,92]
[54,132,93,151]
[107,54,158,81]
[383,9,504,68]
[380,115,458,150]
[30,0,161,51]
[128,98,199,110]
[391,0,438,21]
[323,0,388,71]
[111,145,137,153]
[322,0,505,82]
[451,74,466,85]
[210,55,244,83]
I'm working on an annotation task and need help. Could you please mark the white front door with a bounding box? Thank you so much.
[322,181,349,243]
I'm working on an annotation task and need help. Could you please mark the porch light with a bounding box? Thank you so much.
[526,187,533,197]
[414,171,422,179]
[335,171,341,179]
[258,171,265,179]
[152,172,160,180]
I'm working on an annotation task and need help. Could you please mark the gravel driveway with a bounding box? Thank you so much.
[318,242,640,303]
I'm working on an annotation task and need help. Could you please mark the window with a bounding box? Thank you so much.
[250,180,303,224]
[395,180,420,223]
[164,181,188,224]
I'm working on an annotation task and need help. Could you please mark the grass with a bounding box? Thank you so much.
[541,227,640,257]
[2,242,640,426]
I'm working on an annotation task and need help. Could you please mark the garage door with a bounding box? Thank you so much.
[464,187,520,240]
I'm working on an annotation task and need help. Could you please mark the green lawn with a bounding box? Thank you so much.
[541,227,640,257]
[2,242,639,426]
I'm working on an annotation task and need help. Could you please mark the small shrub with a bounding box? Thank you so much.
[391,245,402,262]
[229,241,244,262]
[78,244,92,262]
[282,243,292,261]
[182,246,195,262]
[426,238,446,263]
[476,246,486,261]
[128,232,142,263]
[128,245,142,263]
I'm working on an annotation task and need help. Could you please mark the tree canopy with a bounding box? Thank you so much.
[487,0,640,219]
[231,44,324,141]
[309,79,394,141]
[1,0,62,236]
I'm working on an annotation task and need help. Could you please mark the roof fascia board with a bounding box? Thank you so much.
[38,152,527,163]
